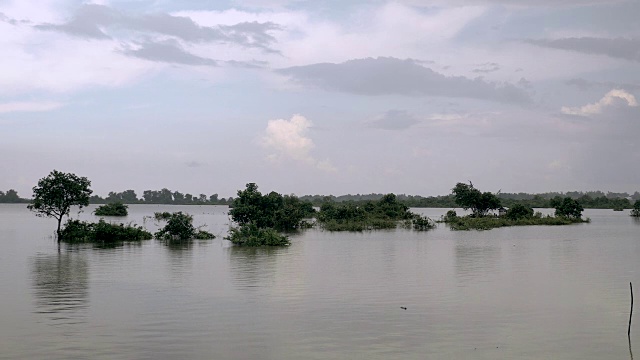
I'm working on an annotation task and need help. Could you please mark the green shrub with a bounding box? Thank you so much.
[412,215,436,231]
[505,204,534,220]
[225,224,290,246]
[154,211,215,241]
[59,219,152,243]
[94,202,128,216]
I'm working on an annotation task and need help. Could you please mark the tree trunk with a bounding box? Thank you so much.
[56,217,62,242]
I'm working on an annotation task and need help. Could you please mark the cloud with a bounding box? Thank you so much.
[400,0,626,7]
[472,62,500,74]
[278,57,531,104]
[368,110,420,130]
[561,89,638,116]
[0,101,64,113]
[262,114,336,172]
[565,78,640,92]
[525,37,640,62]
[122,40,218,66]
[36,4,281,51]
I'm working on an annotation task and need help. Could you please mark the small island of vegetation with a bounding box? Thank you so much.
[442,182,589,230]
[631,201,640,217]
[154,211,215,241]
[94,202,128,216]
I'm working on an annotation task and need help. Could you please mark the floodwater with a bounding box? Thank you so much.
[0,204,639,359]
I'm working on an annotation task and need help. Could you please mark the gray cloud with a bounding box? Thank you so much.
[36,4,280,51]
[526,37,640,62]
[122,40,218,66]
[566,78,640,92]
[472,62,500,74]
[278,57,531,104]
[368,110,420,130]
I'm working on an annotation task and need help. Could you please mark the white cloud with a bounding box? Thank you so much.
[262,114,336,172]
[561,89,638,116]
[0,101,63,113]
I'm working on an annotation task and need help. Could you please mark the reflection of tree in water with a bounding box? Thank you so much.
[227,246,286,290]
[455,243,500,283]
[162,239,196,278]
[31,253,89,325]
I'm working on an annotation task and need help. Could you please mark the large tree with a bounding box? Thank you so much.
[28,170,92,239]
[451,182,501,217]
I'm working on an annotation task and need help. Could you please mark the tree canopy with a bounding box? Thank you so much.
[451,182,501,217]
[552,197,584,220]
[28,170,92,239]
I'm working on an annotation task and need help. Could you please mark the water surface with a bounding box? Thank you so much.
[0,204,638,359]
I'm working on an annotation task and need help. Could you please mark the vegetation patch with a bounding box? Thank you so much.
[442,183,589,230]
[316,193,435,231]
[59,219,152,243]
[631,200,640,217]
[154,211,215,241]
[94,202,128,216]
[225,224,290,246]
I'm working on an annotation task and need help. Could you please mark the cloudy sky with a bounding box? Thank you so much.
[2,0,639,198]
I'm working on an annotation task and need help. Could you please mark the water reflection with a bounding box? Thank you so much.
[30,252,89,325]
[227,246,284,290]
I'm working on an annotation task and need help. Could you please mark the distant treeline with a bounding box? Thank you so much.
[3,188,640,209]
[300,191,640,209]
[0,189,29,203]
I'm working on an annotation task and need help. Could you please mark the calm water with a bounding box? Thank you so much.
[1,204,639,359]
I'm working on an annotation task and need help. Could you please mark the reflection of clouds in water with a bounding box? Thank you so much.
[455,243,501,283]
[30,253,89,326]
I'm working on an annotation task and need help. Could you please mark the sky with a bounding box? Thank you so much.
[1,0,639,198]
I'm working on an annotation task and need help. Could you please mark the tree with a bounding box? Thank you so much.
[505,203,534,220]
[631,200,640,217]
[554,197,584,220]
[28,170,92,239]
[451,182,501,217]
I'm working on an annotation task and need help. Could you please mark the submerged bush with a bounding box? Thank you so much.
[412,215,436,231]
[225,223,290,246]
[443,214,588,231]
[505,204,534,220]
[154,211,215,241]
[59,219,152,243]
[94,202,128,216]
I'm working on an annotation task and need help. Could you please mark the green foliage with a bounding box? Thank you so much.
[154,212,172,220]
[505,204,534,220]
[316,194,428,231]
[154,211,215,241]
[59,219,152,243]
[229,183,315,230]
[451,182,501,217]
[631,200,640,217]
[0,189,28,203]
[444,214,588,231]
[28,170,93,238]
[225,224,290,246]
[411,215,436,231]
[94,202,128,216]
[554,197,584,219]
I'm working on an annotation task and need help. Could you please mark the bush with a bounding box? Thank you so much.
[154,211,215,241]
[631,200,640,217]
[505,204,534,220]
[554,197,584,219]
[412,215,436,231]
[225,224,290,246]
[59,219,152,243]
[94,202,128,216]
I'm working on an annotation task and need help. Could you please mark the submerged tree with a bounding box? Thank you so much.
[28,170,92,240]
[553,197,584,220]
[451,182,501,217]
[631,200,640,217]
